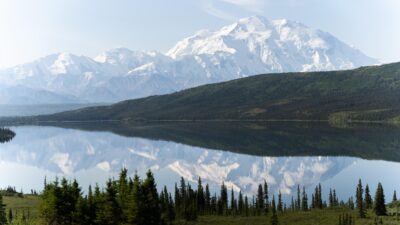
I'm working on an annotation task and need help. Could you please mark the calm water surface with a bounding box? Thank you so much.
[0,122,399,202]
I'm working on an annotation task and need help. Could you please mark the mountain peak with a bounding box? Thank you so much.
[236,15,269,30]
[167,16,313,59]
[0,16,379,104]
[167,16,377,71]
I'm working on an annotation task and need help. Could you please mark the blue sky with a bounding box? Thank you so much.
[0,0,399,68]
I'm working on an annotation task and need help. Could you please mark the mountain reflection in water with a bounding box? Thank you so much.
[1,122,399,201]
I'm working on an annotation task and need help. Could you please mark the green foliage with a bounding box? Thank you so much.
[95,179,121,225]
[39,171,164,225]
[25,169,400,225]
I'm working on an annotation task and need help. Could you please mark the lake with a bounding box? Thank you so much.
[0,122,399,202]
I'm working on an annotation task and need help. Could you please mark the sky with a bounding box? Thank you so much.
[0,0,399,68]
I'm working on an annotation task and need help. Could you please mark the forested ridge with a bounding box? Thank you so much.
[26,62,400,123]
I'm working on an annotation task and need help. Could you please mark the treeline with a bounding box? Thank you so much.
[0,128,15,143]
[0,186,23,197]
[0,169,396,225]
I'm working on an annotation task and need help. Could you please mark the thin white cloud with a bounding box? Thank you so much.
[202,0,266,21]
[203,2,237,21]
[219,0,265,12]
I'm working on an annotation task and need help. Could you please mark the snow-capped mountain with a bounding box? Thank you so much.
[0,16,378,104]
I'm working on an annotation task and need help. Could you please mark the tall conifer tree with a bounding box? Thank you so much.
[301,187,308,211]
[365,184,373,209]
[356,179,366,218]
[277,191,283,213]
[374,182,387,216]
[264,181,269,214]
[270,195,278,225]
[256,184,264,215]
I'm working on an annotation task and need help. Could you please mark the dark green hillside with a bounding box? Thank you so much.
[32,62,400,122]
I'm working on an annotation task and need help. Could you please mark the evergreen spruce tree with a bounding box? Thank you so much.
[220,182,228,215]
[311,194,315,209]
[183,184,197,221]
[197,177,205,215]
[211,194,217,215]
[244,196,249,217]
[277,191,283,213]
[117,168,129,223]
[87,185,96,225]
[126,174,141,225]
[238,191,244,215]
[313,187,318,209]
[205,184,211,214]
[168,193,175,223]
[290,197,295,211]
[264,181,269,214]
[230,188,237,215]
[252,196,256,216]
[142,170,161,225]
[40,177,61,224]
[393,190,397,203]
[174,183,181,218]
[329,189,333,208]
[333,189,339,207]
[179,177,186,216]
[256,184,264,215]
[296,185,301,210]
[356,179,366,218]
[93,184,103,223]
[160,186,172,225]
[301,187,308,211]
[315,184,323,209]
[96,179,121,225]
[374,182,387,216]
[74,195,88,225]
[348,197,355,210]
[365,184,373,209]
[270,195,278,225]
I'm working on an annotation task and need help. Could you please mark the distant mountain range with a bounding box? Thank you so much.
[30,62,400,123]
[0,16,377,104]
